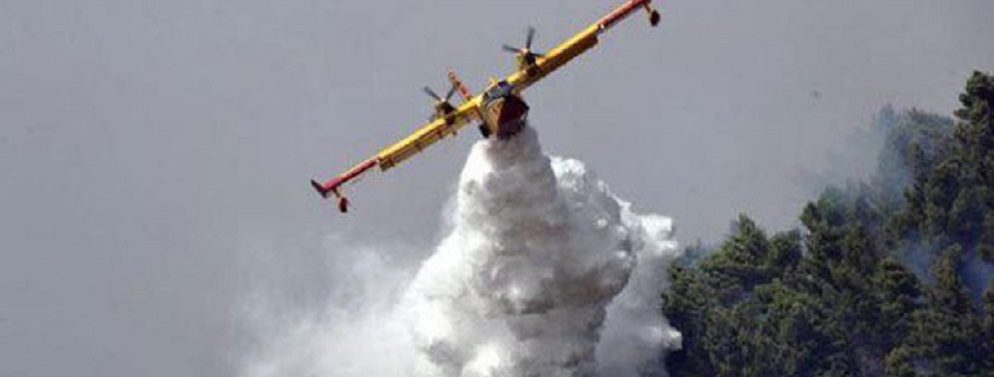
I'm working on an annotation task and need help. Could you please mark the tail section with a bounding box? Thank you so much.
[450,69,493,138]
[598,0,661,30]
[310,179,331,198]
[310,179,351,213]
[311,158,378,213]
[448,69,475,102]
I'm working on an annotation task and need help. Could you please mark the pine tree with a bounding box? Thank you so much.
[662,264,715,377]
[895,71,994,254]
[913,244,983,376]
[980,285,994,377]
[872,258,922,349]
[699,215,774,304]
[884,345,919,377]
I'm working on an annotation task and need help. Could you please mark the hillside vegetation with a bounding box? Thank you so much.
[662,71,994,377]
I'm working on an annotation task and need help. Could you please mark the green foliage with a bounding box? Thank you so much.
[872,258,921,347]
[884,345,918,377]
[875,109,956,202]
[983,286,994,376]
[893,71,994,261]
[662,72,994,377]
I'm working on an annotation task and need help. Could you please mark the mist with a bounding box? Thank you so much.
[240,127,681,376]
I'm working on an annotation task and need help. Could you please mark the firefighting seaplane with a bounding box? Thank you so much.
[312,0,662,212]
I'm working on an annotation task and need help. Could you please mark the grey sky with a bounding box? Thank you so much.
[2,1,993,376]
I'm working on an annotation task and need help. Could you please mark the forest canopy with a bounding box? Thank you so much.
[662,71,994,377]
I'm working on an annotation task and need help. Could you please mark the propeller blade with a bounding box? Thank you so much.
[445,83,458,102]
[526,26,536,49]
[423,86,442,101]
[502,44,521,54]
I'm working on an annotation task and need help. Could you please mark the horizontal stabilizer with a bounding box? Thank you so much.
[310,179,331,198]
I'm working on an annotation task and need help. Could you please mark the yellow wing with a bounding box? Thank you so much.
[506,24,602,92]
[375,21,608,171]
[373,0,658,172]
[375,96,483,170]
[505,0,659,92]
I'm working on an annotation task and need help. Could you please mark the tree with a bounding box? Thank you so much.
[662,264,715,377]
[894,72,994,258]
[662,72,994,377]
[872,258,922,349]
[911,244,983,376]
[981,285,994,377]
[699,215,775,304]
[884,345,919,377]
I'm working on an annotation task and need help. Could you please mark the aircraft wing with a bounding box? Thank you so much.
[507,0,658,92]
[310,96,483,211]
[375,96,482,170]
[506,24,601,92]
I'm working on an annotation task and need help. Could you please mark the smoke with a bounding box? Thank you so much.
[241,126,681,376]
[792,105,899,198]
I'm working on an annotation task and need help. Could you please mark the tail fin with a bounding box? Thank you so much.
[448,69,474,102]
[310,179,331,198]
[311,179,350,213]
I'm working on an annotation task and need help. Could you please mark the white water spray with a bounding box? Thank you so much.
[407,127,681,376]
[242,126,682,377]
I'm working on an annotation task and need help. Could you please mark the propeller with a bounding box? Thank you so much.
[527,25,536,50]
[502,26,544,65]
[423,83,459,121]
[422,84,457,103]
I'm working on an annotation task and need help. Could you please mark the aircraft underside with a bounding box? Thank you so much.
[484,94,530,139]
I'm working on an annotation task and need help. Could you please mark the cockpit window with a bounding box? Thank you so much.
[483,80,514,101]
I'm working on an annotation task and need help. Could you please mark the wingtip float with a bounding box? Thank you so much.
[311,0,662,213]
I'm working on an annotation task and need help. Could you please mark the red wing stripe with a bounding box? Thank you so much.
[598,0,651,30]
[320,159,378,193]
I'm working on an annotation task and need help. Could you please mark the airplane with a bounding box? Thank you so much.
[312,0,662,213]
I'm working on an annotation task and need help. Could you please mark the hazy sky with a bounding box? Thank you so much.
[2,1,993,376]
